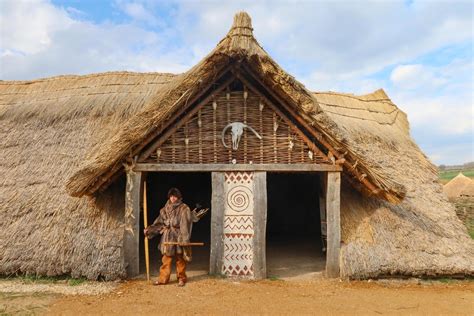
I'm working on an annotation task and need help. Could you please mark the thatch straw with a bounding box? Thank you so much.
[1,12,472,279]
[461,182,474,197]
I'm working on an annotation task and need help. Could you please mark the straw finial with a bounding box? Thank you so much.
[232,11,252,29]
[229,11,253,36]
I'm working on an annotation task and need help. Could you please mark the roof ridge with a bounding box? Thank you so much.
[0,71,178,85]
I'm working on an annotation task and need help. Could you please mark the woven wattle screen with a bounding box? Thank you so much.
[147,88,330,165]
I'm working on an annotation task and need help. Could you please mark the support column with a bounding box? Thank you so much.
[210,172,225,275]
[326,171,341,278]
[123,169,142,278]
[252,172,267,279]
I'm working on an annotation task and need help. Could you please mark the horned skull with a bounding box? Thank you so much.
[221,122,262,150]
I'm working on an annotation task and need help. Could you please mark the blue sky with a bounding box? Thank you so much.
[1,0,472,165]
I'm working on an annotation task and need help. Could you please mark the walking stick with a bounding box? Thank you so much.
[143,181,150,283]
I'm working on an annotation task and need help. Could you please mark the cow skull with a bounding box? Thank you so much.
[222,122,262,150]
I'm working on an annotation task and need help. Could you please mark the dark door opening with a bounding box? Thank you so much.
[139,172,212,279]
[266,172,325,278]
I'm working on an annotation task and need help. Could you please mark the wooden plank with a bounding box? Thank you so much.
[325,171,341,278]
[123,170,142,278]
[210,172,225,275]
[134,163,342,172]
[252,171,267,279]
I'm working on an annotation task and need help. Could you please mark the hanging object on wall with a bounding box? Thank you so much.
[222,122,263,150]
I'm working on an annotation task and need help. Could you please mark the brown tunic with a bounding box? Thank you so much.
[148,200,192,256]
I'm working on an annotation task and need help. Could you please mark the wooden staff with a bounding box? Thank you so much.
[143,181,150,283]
[163,242,205,246]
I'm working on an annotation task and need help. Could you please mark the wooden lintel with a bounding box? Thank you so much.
[134,163,342,172]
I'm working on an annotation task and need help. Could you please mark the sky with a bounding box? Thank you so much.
[0,0,472,166]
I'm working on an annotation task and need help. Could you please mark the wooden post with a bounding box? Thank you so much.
[143,181,150,282]
[210,172,225,275]
[253,172,267,279]
[325,171,341,278]
[123,169,142,278]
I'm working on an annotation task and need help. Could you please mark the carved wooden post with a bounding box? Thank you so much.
[210,172,225,275]
[326,171,341,278]
[123,169,142,278]
[252,171,267,279]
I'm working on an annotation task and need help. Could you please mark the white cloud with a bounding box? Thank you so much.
[0,0,190,79]
[389,57,473,135]
[114,0,160,26]
[0,0,72,55]
[424,142,474,166]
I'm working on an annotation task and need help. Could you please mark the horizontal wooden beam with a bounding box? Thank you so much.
[134,163,342,172]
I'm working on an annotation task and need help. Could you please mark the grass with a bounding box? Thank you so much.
[439,168,474,183]
[268,275,282,281]
[0,274,87,286]
[68,277,86,286]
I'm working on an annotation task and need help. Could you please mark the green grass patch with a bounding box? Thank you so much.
[437,277,455,284]
[18,274,66,284]
[268,275,282,281]
[0,274,89,286]
[68,277,86,286]
[439,168,474,182]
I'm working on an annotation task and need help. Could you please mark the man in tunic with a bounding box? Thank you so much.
[144,187,191,287]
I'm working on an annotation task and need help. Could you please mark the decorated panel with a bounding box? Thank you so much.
[222,172,254,277]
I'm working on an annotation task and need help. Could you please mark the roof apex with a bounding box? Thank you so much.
[229,11,253,34]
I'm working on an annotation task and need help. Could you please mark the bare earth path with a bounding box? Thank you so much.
[43,277,473,315]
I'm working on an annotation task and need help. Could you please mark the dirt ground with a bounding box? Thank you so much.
[1,276,473,315]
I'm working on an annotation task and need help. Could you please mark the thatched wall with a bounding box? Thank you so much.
[0,72,175,279]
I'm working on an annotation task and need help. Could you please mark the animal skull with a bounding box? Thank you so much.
[222,122,262,150]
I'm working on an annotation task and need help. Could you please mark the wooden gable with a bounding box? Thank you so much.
[138,77,332,166]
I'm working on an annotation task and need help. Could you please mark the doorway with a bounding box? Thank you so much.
[266,172,325,279]
[139,172,212,279]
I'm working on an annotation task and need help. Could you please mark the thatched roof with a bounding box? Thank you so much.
[64,12,405,203]
[461,181,474,197]
[444,173,474,199]
[0,72,176,279]
[1,12,472,279]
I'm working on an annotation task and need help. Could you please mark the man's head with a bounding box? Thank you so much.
[168,187,182,203]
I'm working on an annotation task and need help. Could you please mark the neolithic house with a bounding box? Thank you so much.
[1,12,473,280]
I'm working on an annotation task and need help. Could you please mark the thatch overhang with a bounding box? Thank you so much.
[64,12,405,204]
